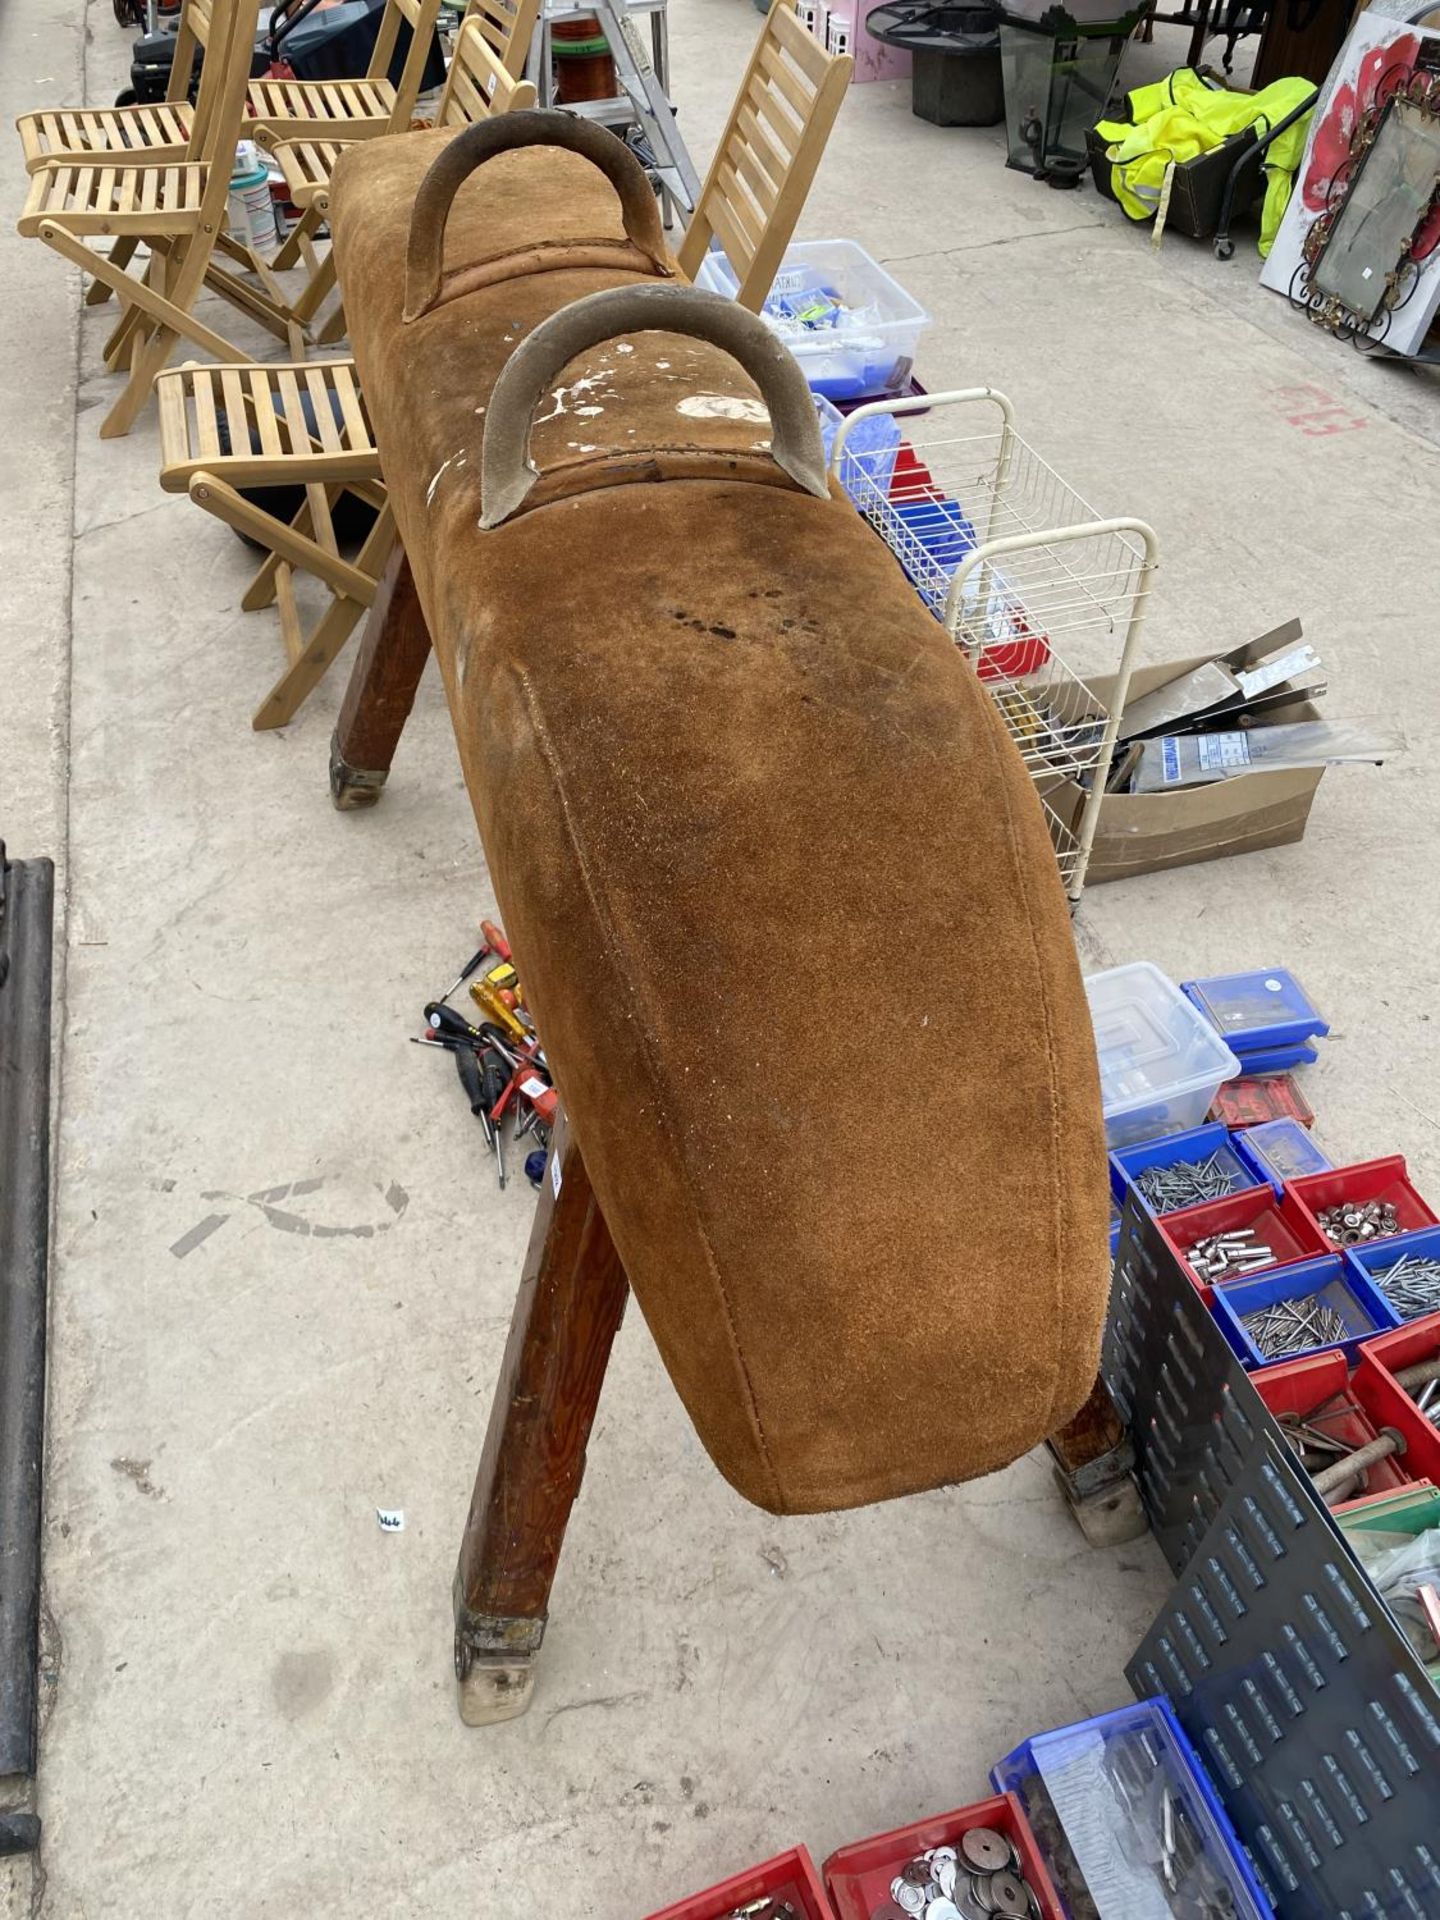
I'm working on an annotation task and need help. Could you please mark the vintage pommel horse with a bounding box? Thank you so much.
[325,114,1111,1724]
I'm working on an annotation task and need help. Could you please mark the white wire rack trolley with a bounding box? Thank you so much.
[830,388,1158,908]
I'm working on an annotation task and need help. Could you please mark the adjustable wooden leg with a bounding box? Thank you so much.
[453,1113,629,1726]
[329,545,432,810]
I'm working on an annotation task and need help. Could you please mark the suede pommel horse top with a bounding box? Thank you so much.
[331,112,1110,1516]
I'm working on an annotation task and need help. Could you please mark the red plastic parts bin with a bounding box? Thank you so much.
[1251,1349,1417,1498]
[1285,1156,1439,1252]
[644,1846,837,1920]
[823,1791,1062,1920]
[1355,1310,1440,1485]
[1158,1186,1327,1296]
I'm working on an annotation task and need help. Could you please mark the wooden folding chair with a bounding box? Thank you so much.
[155,359,394,728]
[18,0,269,438]
[264,2,539,340]
[244,0,444,144]
[16,0,218,171]
[675,0,851,312]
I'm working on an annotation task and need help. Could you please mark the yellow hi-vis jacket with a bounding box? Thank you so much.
[1094,68,1314,255]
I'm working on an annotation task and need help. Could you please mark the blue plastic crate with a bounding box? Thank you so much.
[990,1696,1271,1919]
[1210,1254,1399,1370]
[1233,1118,1333,1187]
[1346,1222,1440,1324]
[1110,1121,1272,1215]
[1182,969,1329,1052]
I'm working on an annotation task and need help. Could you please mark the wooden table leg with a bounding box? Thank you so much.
[454,1110,630,1726]
[329,544,433,811]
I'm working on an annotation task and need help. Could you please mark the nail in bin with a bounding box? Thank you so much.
[1210,1254,1399,1369]
[1348,1222,1440,1322]
[1357,1311,1440,1484]
[1249,1347,1416,1499]
[1284,1155,1439,1254]
[1110,1122,1270,1218]
[989,1698,1271,1920]
[1159,1187,1326,1296]
[644,1847,837,1920]
[1232,1118,1331,1188]
[823,1791,1062,1920]
[1182,969,1329,1054]
[1086,963,1241,1150]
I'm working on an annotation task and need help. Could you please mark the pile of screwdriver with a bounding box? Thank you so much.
[412,918,556,1190]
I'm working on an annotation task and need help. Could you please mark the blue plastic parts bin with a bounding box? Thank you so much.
[1209,1253,1399,1369]
[1182,970,1329,1052]
[812,393,901,504]
[1234,1118,1332,1187]
[990,1697,1271,1920]
[1346,1221,1440,1323]
[1227,1041,1319,1075]
[1109,1121,1272,1214]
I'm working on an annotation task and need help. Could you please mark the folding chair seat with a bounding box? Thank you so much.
[17,161,207,235]
[155,359,394,728]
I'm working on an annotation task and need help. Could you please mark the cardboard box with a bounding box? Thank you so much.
[1039,646,1326,886]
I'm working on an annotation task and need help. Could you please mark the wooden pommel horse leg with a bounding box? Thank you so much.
[453,1109,630,1726]
[330,546,432,811]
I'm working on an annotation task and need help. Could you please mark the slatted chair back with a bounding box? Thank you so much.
[189,0,264,207]
[366,0,448,125]
[458,0,538,78]
[436,5,541,126]
[167,0,225,104]
[676,0,851,312]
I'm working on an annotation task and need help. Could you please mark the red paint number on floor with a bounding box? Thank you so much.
[1266,384,1369,437]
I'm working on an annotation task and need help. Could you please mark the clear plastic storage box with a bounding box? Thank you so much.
[1086,963,1241,1149]
[991,1698,1271,1920]
[695,239,931,402]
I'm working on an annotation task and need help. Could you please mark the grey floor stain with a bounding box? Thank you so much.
[169,1212,230,1259]
[110,1457,162,1500]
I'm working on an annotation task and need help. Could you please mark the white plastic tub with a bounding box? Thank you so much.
[695,239,931,402]
[1085,962,1241,1149]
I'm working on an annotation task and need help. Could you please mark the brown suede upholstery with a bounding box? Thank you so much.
[331,120,1110,1516]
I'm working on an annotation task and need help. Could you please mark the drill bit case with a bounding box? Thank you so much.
[330,113,1109,1516]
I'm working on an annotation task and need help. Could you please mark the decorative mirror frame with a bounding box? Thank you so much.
[1289,57,1440,349]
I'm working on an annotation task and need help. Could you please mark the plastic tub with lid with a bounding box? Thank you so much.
[695,238,930,402]
[1085,961,1240,1149]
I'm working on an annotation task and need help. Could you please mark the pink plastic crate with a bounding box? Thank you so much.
[644,1846,837,1920]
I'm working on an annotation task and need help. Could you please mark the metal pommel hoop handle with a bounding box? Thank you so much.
[479,284,830,529]
[404,110,672,322]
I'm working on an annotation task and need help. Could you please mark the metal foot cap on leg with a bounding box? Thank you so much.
[329,735,389,811]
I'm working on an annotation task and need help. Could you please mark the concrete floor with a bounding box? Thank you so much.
[3,0,1439,1909]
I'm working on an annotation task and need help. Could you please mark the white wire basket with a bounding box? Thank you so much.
[830,389,1158,906]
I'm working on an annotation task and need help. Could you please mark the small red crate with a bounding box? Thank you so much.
[644,1847,837,1920]
[1251,1349,1416,1497]
[1159,1187,1328,1296]
[1355,1311,1440,1484]
[1210,1074,1314,1131]
[1285,1157,1439,1252]
[823,1792,1062,1920]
